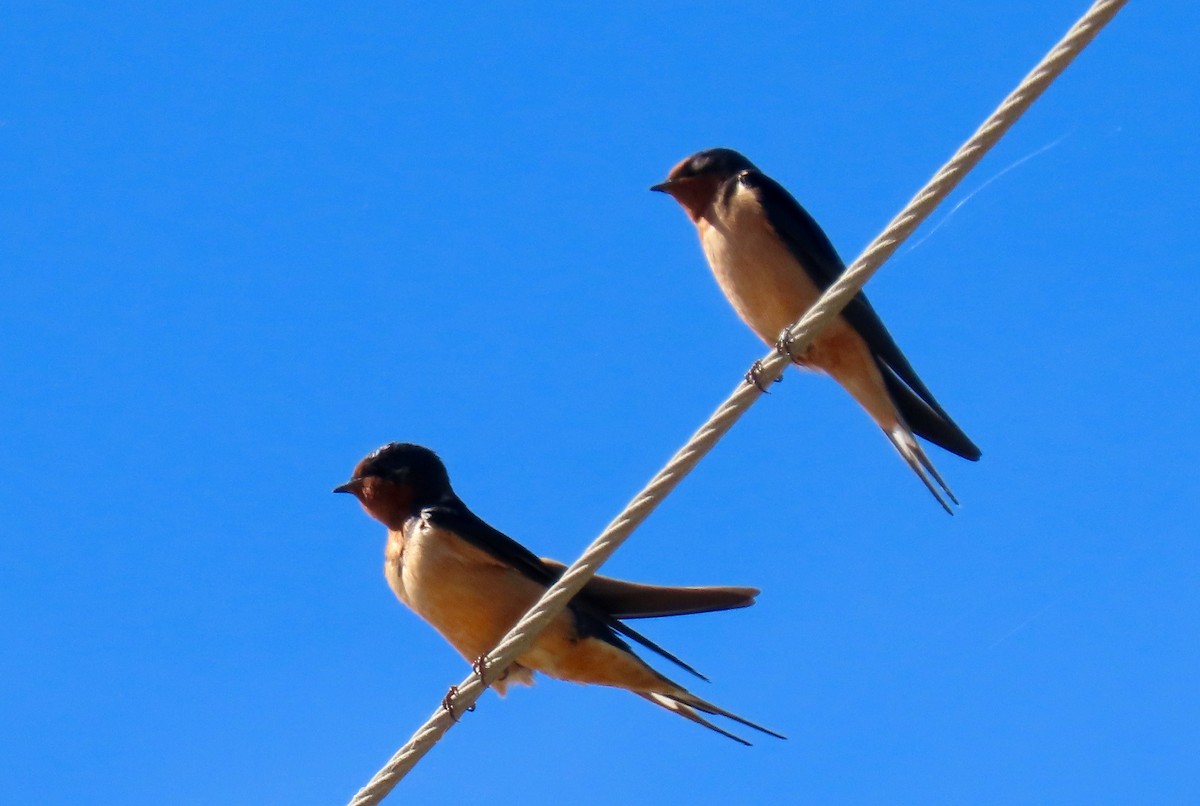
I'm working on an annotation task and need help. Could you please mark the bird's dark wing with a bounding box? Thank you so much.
[424,503,558,586]
[540,558,758,619]
[423,503,709,679]
[745,171,980,460]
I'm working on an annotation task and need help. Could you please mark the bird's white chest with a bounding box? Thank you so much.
[698,187,821,343]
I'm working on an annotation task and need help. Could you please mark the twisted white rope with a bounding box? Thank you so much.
[348,2,1128,801]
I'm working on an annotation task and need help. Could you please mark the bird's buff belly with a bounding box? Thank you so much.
[700,220,859,369]
[701,219,820,341]
[386,523,663,692]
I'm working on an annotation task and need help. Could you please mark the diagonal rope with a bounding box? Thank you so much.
[348,1,1128,802]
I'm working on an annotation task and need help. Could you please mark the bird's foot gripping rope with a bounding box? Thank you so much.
[744,360,783,393]
[775,327,802,363]
[471,655,509,684]
[440,686,476,723]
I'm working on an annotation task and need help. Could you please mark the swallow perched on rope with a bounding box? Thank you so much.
[334,442,784,745]
[652,147,981,513]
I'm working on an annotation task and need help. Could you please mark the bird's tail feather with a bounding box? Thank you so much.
[638,693,751,745]
[886,425,957,515]
[879,361,981,462]
[638,688,786,745]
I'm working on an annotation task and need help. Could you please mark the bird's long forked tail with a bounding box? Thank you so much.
[886,425,958,515]
[638,690,786,746]
[878,361,981,462]
[870,349,980,514]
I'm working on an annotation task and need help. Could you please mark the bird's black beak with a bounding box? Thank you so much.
[333,479,362,494]
[649,180,674,193]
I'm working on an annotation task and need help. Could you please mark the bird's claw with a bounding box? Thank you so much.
[440,686,458,719]
[745,359,782,393]
[775,328,800,361]
[441,685,476,722]
[471,654,510,683]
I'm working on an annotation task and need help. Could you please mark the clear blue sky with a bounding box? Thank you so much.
[3,2,1197,803]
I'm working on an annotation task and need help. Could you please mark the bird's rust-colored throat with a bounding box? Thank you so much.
[658,175,720,222]
[349,477,416,530]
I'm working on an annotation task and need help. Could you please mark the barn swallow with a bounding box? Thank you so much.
[334,442,784,745]
[652,147,981,513]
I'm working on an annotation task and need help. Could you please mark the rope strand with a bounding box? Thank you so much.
[348,2,1128,802]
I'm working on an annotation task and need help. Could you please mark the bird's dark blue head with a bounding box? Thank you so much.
[651,148,759,220]
[334,442,455,527]
[660,148,758,185]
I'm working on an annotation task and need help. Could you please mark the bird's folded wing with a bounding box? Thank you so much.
[540,558,759,619]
